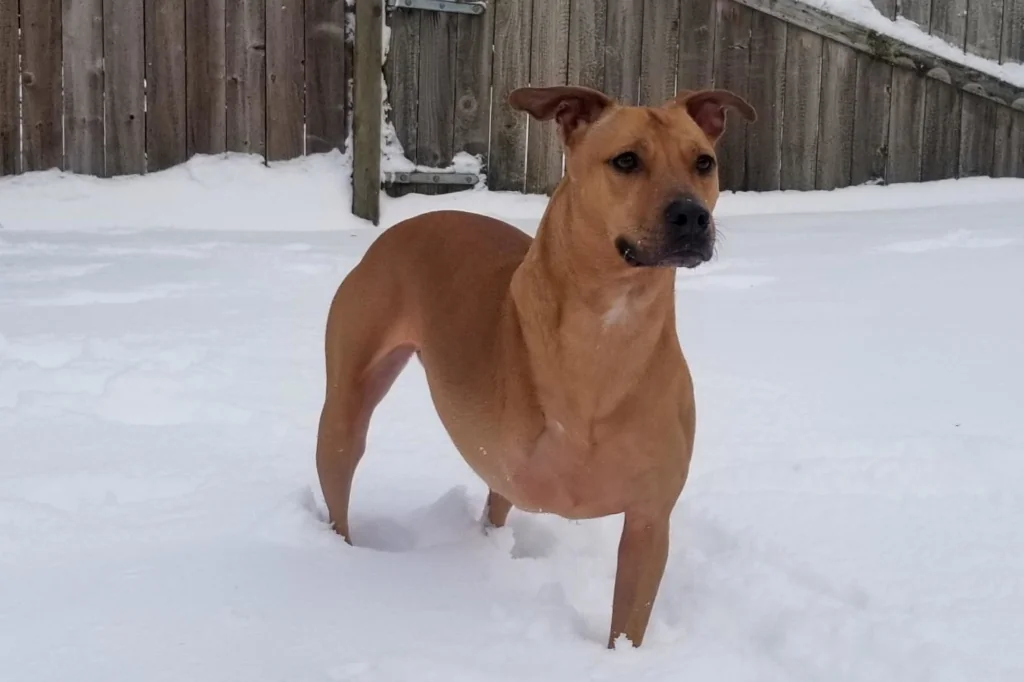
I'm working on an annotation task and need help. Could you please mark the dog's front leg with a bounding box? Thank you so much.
[607,509,670,648]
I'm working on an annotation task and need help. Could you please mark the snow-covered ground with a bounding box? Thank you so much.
[2,152,1024,681]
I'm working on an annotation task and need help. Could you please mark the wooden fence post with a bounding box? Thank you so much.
[353,0,383,225]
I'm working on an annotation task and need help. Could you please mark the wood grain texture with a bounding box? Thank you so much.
[489,0,533,192]
[453,6,494,160]
[815,40,857,190]
[959,93,997,176]
[729,0,1022,106]
[104,0,146,176]
[186,0,227,156]
[226,0,267,157]
[920,79,962,181]
[678,0,717,90]
[383,7,419,197]
[266,0,305,161]
[63,0,104,175]
[22,0,63,171]
[885,68,925,183]
[713,0,752,191]
[966,0,1003,60]
[605,0,644,105]
[567,0,607,90]
[992,105,1023,176]
[638,0,680,106]
[306,0,349,154]
[929,0,967,50]
[897,0,930,27]
[146,0,187,171]
[0,0,20,175]
[744,11,786,191]
[526,0,570,195]
[870,0,895,18]
[1003,0,1024,64]
[415,11,457,194]
[352,0,383,223]
[851,54,891,185]
[781,26,823,191]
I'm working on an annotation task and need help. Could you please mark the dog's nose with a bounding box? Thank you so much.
[664,198,711,233]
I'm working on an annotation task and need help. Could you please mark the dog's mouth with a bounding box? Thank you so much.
[615,237,710,269]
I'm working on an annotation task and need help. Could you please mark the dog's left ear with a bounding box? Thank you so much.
[508,86,615,144]
[672,89,757,144]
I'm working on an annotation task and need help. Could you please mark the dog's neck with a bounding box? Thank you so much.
[509,181,679,432]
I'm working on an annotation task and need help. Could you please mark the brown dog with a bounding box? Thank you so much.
[315,85,755,648]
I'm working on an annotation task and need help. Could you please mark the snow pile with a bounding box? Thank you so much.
[2,155,1024,680]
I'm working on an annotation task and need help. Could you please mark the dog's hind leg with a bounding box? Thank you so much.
[316,272,415,544]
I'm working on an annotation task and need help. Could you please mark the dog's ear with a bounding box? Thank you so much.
[508,86,615,144]
[672,89,757,144]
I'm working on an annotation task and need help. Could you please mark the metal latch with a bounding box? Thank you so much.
[383,171,480,186]
[387,0,485,15]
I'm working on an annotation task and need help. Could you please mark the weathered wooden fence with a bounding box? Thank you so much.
[870,0,1023,63]
[2,0,1023,227]
[0,0,349,178]
[373,0,1024,211]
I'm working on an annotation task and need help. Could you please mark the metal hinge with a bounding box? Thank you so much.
[387,0,486,15]
[384,171,480,186]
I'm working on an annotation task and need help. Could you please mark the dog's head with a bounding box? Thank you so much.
[508,86,755,270]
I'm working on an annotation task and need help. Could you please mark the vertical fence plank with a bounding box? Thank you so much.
[186,0,227,156]
[815,41,857,190]
[567,0,607,91]
[104,0,145,176]
[353,0,383,223]
[489,0,533,192]
[266,0,305,161]
[992,106,1023,176]
[526,0,570,195]
[605,0,643,105]
[885,69,925,183]
[897,0,931,28]
[63,0,104,175]
[781,27,823,191]
[959,92,997,176]
[454,1,495,161]
[851,55,891,185]
[306,0,349,154]
[744,11,785,191]
[678,0,716,90]
[146,0,187,171]
[0,0,19,175]
[920,78,962,181]
[383,7,419,196]
[870,0,896,18]
[1004,0,1024,64]
[638,0,679,106]
[967,0,1003,60]
[22,0,63,171]
[930,0,968,49]
[226,0,267,157]
[416,11,457,193]
[713,0,752,191]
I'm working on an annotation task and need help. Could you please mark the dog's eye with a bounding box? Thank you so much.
[695,154,716,174]
[610,152,641,173]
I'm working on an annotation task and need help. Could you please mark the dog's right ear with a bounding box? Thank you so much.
[508,86,614,144]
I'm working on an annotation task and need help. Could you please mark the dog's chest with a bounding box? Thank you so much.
[505,419,686,519]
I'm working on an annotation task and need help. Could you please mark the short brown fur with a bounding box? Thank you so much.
[315,85,756,648]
